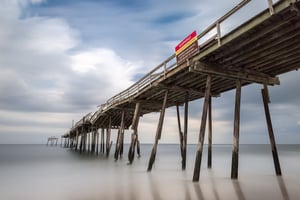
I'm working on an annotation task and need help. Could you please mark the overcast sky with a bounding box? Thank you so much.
[0,0,299,144]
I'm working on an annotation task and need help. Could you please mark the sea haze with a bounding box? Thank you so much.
[0,144,299,200]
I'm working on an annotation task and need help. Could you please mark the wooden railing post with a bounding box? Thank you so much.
[268,0,274,15]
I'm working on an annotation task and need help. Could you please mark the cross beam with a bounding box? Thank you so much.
[190,61,280,85]
[156,83,220,97]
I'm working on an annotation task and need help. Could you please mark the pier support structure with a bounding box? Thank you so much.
[262,85,282,176]
[106,117,112,157]
[100,128,104,154]
[231,80,242,179]
[128,102,142,163]
[147,90,168,171]
[115,111,125,160]
[207,95,213,168]
[47,136,58,146]
[176,92,189,170]
[193,75,211,182]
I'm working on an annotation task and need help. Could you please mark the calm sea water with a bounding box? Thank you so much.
[0,144,300,200]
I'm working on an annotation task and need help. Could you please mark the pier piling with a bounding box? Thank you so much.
[147,90,168,171]
[193,75,211,182]
[262,86,282,176]
[231,80,242,179]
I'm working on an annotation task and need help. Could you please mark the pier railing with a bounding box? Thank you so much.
[90,0,275,124]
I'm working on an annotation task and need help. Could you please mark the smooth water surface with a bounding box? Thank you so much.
[0,144,300,200]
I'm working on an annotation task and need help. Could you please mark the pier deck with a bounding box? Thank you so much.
[62,0,300,181]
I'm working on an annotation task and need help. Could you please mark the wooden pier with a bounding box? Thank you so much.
[47,136,58,146]
[62,0,300,181]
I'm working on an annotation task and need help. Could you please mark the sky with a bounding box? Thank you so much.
[0,0,299,144]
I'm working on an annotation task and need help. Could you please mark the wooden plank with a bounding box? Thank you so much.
[192,0,296,62]
[231,80,242,179]
[225,27,300,68]
[193,75,211,182]
[213,13,297,63]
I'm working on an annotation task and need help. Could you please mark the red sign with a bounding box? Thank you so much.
[175,30,199,64]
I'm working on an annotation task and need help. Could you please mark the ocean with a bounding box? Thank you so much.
[0,144,299,200]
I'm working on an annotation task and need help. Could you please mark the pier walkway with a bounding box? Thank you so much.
[61,0,300,181]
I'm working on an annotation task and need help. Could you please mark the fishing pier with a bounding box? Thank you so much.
[61,0,300,181]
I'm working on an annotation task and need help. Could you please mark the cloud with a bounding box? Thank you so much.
[0,0,143,143]
[0,0,299,144]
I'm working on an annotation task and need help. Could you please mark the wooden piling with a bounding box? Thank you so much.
[83,131,87,152]
[231,80,242,179]
[91,128,95,153]
[115,111,125,160]
[95,129,98,154]
[106,117,112,157]
[207,96,212,168]
[137,139,141,157]
[95,128,99,155]
[176,104,184,160]
[128,102,141,163]
[193,75,211,182]
[262,86,282,176]
[182,92,189,170]
[101,128,105,154]
[79,134,83,153]
[147,90,168,171]
[75,129,79,151]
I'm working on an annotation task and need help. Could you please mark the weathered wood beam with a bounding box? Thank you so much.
[192,0,297,62]
[231,80,242,179]
[190,61,280,85]
[182,92,189,170]
[147,90,168,171]
[96,128,99,155]
[262,85,282,176]
[193,75,211,182]
[229,27,300,68]
[128,102,141,164]
[215,13,299,62]
[106,116,112,157]
[207,95,212,169]
[114,111,125,160]
[176,104,184,162]
[157,83,220,97]
[75,129,79,151]
[101,128,105,154]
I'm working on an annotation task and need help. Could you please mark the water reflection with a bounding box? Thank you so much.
[184,181,192,200]
[277,176,290,200]
[209,171,220,200]
[232,180,246,200]
[193,183,205,200]
[148,174,162,200]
